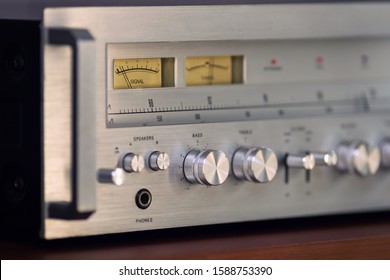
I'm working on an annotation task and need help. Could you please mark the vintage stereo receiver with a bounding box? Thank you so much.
[2,3,390,239]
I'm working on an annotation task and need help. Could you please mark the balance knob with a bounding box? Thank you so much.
[149,151,170,171]
[232,147,278,183]
[119,153,144,173]
[183,149,230,186]
[336,141,380,176]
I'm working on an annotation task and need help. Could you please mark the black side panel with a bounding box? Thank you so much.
[0,20,41,239]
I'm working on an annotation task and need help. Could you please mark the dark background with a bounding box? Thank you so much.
[0,0,389,20]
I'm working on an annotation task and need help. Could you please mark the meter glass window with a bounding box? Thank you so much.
[113,57,174,89]
[185,55,243,86]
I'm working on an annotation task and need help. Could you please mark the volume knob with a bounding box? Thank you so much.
[232,147,278,183]
[183,149,230,186]
[337,141,380,176]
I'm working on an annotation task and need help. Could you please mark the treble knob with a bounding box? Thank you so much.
[183,149,230,186]
[232,147,278,183]
[336,141,380,176]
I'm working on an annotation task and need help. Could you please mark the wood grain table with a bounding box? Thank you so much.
[1,212,390,259]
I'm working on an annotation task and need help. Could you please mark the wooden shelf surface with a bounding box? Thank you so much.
[2,213,390,259]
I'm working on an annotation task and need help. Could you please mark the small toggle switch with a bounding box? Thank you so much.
[286,153,316,170]
[311,151,338,167]
[97,168,125,186]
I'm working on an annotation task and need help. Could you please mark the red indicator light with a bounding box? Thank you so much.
[316,56,324,64]
[270,59,278,65]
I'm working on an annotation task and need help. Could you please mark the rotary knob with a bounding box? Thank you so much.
[119,153,144,173]
[336,141,380,176]
[380,138,390,168]
[183,149,230,186]
[232,147,278,183]
[149,151,170,171]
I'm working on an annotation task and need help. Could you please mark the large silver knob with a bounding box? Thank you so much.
[286,153,315,170]
[380,138,390,168]
[183,149,230,186]
[336,141,380,176]
[232,147,278,183]
[149,151,170,171]
[119,153,144,173]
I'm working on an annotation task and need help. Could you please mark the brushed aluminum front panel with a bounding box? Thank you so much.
[43,4,390,239]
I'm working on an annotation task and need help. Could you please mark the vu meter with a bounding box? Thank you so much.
[113,57,174,89]
[185,55,243,86]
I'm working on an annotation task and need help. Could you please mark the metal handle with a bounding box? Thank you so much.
[47,28,96,219]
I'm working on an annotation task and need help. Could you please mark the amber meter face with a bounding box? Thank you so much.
[185,55,243,86]
[113,58,174,89]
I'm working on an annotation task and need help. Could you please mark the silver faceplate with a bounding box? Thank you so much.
[43,4,390,239]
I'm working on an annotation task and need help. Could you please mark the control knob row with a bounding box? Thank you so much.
[97,151,170,186]
[98,138,390,186]
[184,147,279,186]
[118,151,171,173]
